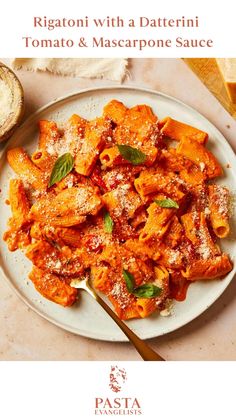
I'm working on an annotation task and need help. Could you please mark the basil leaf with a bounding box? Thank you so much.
[122,269,135,293]
[104,211,114,233]
[117,144,146,165]
[133,284,162,298]
[48,153,74,187]
[123,269,162,299]
[154,198,179,209]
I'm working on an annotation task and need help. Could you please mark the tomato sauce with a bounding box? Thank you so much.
[169,278,190,301]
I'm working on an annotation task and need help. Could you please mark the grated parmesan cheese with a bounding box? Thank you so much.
[0,79,13,126]
[168,249,181,265]
[197,231,211,260]
[76,188,91,211]
[110,282,130,309]
[215,186,228,216]
[113,184,131,216]
[160,299,174,317]
[204,207,211,216]
[46,122,83,157]
[199,162,205,172]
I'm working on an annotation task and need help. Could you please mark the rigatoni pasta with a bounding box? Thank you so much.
[3,99,233,318]
[176,137,223,179]
[159,116,208,145]
[7,147,47,190]
[208,184,230,238]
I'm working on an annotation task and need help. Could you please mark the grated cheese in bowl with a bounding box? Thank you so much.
[0,79,13,126]
[0,62,24,142]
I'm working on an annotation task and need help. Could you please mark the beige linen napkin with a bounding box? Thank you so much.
[11,58,128,82]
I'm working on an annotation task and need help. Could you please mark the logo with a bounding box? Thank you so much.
[109,365,127,393]
[94,365,142,416]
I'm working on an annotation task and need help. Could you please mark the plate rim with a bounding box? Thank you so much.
[0,84,236,342]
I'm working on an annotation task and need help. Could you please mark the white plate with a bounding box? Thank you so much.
[0,86,236,342]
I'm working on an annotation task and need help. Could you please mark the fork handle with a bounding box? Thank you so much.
[86,284,164,361]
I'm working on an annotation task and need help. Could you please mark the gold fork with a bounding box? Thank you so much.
[71,277,165,361]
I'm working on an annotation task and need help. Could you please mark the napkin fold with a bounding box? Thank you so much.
[11,58,128,82]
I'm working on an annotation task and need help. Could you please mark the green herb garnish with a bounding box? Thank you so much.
[123,269,135,293]
[122,270,162,298]
[117,144,146,165]
[48,153,74,187]
[103,211,114,233]
[154,198,179,209]
[133,284,161,298]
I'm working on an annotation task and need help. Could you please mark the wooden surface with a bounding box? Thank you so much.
[183,58,236,119]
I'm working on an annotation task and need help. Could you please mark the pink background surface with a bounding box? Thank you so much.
[1,58,236,360]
